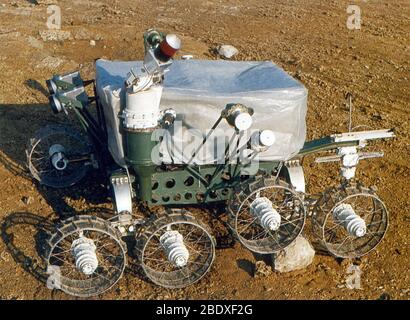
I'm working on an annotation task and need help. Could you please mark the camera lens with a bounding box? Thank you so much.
[49,95,62,114]
[46,79,57,95]
[155,34,181,62]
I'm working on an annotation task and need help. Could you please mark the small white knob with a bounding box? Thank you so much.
[259,130,275,147]
[234,113,253,131]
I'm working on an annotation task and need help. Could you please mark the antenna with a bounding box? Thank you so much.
[346,92,353,132]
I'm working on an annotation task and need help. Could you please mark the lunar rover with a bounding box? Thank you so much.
[26,29,394,297]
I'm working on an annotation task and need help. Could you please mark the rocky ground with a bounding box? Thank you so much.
[0,0,409,300]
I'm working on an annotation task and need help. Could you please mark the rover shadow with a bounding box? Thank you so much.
[24,79,50,98]
[0,212,55,284]
[236,259,255,276]
[237,253,274,277]
[172,203,237,249]
[205,204,237,249]
[0,102,111,219]
[1,211,150,290]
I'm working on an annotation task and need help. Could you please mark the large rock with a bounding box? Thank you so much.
[273,236,315,272]
[217,44,239,59]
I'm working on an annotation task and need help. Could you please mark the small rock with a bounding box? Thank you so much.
[182,54,194,60]
[36,0,56,4]
[39,30,71,42]
[273,236,315,272]
[379,293,391,300]
[263,285,273,292]
[294,70,303,80]
[254,260,272,278]
[217,44,239,59]
[317,263,330,271]
[372,112,383,121]
[1,250,10,262]
[21,196,34,205]
[89,40,96,46]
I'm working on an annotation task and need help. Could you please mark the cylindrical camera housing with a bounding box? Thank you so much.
[155,34,181,62]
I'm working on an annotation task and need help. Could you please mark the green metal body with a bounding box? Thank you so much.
[146,162,278,206]
[124,129,157,202]
[122,118,286,206]
[124,127,279,206]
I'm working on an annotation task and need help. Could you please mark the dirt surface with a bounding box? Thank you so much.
[0,0,409,300]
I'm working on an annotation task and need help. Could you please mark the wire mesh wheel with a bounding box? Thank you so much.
[26,125,92,188]
[228,178,306,254]
[45,215,126,297]
[312,184,388,258]
[135,212,216,289]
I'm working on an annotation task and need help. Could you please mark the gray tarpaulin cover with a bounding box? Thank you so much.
[95,59,307,166]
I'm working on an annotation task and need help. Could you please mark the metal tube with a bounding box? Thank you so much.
[207,132,238,186]
[187,116,222,165]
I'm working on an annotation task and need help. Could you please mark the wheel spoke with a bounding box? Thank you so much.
[139,214,215,288]
[233,181,306,254]
[314,186,388,258]
[47,217,126,297]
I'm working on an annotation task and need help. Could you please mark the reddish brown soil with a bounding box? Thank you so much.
[0,0,409,300]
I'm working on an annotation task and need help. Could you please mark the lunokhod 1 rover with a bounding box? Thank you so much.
[26,29,395,297]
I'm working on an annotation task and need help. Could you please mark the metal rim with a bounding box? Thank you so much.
[232,179,306,254]
[45,215,126,297]
[26,125,91,188]
[313,185,389,258]
[137,213,215,289]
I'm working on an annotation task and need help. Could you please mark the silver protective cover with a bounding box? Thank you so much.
[95,59,307,166]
